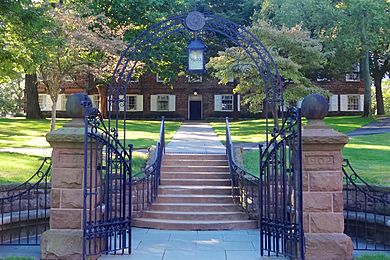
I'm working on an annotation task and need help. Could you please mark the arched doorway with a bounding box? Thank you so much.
[83,11,304,259]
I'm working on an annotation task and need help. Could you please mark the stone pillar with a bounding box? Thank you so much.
[41,93,91,259]
[301,94,353,260]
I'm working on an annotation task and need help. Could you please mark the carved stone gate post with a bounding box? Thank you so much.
[301,94,353,260]
[41,94,93,259]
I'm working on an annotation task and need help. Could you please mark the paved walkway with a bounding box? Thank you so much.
[348,117,390,136]
[165,123,226,154]
[100,228,276,260]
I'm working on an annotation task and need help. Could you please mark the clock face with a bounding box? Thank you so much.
[188,49,203,71]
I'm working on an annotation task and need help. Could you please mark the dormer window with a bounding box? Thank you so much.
[156,73,170,83]
[346,64,360,82]
[188,74,202,83]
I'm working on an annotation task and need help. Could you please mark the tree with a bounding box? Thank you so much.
[37,7,126,131]
[0,1,54,118]
[207,20,328,111]
[259,0,390,116]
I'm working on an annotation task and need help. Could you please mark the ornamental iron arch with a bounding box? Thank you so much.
[83,11,304,259]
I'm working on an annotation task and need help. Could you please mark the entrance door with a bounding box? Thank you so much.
[189,101,201,120]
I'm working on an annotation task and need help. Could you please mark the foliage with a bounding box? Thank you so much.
[207,20,328,111]
[0,1,53,83]
[258,0,390,115]
[0,79,24,115]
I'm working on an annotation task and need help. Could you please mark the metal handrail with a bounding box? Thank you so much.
[132,117,165,216]
[226,117,259,217]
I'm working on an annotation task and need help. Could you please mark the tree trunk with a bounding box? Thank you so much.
[50,99,57,132]
[374,76,385,115]
[25,73,44,119]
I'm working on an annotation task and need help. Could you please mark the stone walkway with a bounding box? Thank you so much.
[100,228,276,260]
[165,123,226,154]
[348,117,390,136]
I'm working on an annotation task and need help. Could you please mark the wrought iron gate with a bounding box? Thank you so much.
[83,107,132,258]
[82,10,304,258]
[259,107,305,259]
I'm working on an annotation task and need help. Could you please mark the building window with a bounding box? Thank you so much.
[346,64,360,82]
[127,96,136,110]
[188,75,202,83]
[156,73,170,83]
[157,95,169,111]
[89,95,100,108]
[61,94,70,110]
[129,76,139,83]
[347,95,360,110]
[221,95,233,111]
[38,95,45,110]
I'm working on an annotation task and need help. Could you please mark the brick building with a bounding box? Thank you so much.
[37,70,364,119]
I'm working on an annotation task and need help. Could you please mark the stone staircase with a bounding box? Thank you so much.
[133,154,258,230]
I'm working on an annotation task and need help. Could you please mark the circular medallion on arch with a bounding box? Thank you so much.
[185,11,206,31]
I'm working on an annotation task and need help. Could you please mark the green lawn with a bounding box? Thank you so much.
[0,118,70,149]
[0,151,148,184]
[343,133,390,185]
[355,254,390,260]
[0,118,181,149]
[0,118,180,184]
[216,116,388,186]
[211,116,375,143]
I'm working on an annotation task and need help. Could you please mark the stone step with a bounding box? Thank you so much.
[141,210,249,221]
[163,160,228,166]
[161,165,230,172]
[158,185,231,195]
[160,179,231,186]
[164,154,227,160]
[161,172,230,179]
[155,194,234,204]
[149,203,241,212]
[132,218,258,230]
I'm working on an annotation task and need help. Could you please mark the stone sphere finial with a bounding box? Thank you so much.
[301,94,329,120]
[66,93,91,118]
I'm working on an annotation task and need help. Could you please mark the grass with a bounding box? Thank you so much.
[0,118,70,149]
[0,257,35,260]
[0,118,181,149]
[219,116,388,186]
[0,118,180,184]
[323,116,375,133]
[210,116,375,143]
[243,132,390,185]
[355,254,390,260]
[343,133,390,185]
[0,151,148,184]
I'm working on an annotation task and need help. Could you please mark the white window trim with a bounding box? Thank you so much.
[151,94,175,112]
[129,76,139,83]
[346,63,360,82]
[347,95,360,111]
[156,73,170,83]
[214,94,234,112]
[126,94,143,112]
[188,75,202,83]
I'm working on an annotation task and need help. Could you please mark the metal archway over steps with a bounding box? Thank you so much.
[82,11,304,259]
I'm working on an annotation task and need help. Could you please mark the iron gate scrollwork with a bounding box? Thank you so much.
[83,105,132,258]
[259,107,305,259]
[83,9,305,259]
